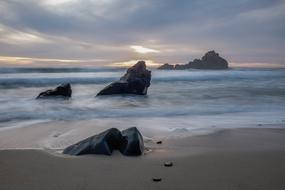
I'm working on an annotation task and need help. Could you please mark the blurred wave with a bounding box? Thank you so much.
[0,68,284,88]
[0,67,285,130]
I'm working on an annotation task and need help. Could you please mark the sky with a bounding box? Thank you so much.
[0,0,284,67]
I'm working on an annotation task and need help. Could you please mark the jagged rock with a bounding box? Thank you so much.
[193,51,228,69]
[120,127,144,156]
[63,127,144,156]
[63,128,123,156]
[158,50,229,70]
[36,83,72,99]
[97,61,151,95]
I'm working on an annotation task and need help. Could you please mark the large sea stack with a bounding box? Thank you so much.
[97,61,151,95]
[36,83,72,99]
[158,50,229,70]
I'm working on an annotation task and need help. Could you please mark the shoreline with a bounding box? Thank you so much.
[0,115,284,150]
[1,128,285,190]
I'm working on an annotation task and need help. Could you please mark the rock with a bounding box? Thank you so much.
[36,83,72,99]
[157,50,229,70]
[196,50,228,69]
[63,128,123,156]
[63,127,144,156]
[97,61,151,95]
[156,141,162,144]
[164,161,173,167]
[120,127,144,156]
[152,178,162,182]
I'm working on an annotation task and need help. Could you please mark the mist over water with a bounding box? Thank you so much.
[0,67,285,136]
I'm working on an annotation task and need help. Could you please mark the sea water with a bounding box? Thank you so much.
[0,67,285,137]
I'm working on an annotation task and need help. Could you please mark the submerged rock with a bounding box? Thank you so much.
[63,127,144,156]
[36,83,72,99]
[158,50,229,70]
[97,61,151,95]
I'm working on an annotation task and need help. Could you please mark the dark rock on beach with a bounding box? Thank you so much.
[97,61,151,95]
[156,140,162,144]
[63,128,123,156]
[152,178,162,182]
[164,161,173,167]
[36,83,72,99]
[120,127,144,156]
[63,127,144,156]
[158,50,229,70]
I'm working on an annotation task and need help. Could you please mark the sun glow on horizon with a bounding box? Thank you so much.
[130,45,160,54]
[0,56,108,66]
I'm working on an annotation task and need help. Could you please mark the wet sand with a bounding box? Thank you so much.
[1,128,285,190]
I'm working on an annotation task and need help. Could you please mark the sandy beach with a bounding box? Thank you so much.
[1,128,285,190]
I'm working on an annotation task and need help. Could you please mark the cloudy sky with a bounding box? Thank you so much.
[0,0,284,67]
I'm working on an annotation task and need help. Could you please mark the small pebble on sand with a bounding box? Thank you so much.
[152,178,162,182]
[164,162,173,167]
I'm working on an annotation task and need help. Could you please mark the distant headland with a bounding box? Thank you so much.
[158,50,229,70]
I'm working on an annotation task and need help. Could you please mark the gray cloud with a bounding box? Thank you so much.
[0,0,284,66]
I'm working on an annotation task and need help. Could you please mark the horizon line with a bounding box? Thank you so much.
[0,55,284,69]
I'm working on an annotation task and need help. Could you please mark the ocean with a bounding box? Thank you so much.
[0,67,285,139]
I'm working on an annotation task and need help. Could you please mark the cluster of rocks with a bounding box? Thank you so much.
[36,61,151,99]
[36,62,150,156]
[158,50,228,70]
[63,127,144,156]
[36,51,227,99]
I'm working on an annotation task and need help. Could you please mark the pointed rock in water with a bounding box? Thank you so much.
[63,128,123,156]
[36,83,72,99]
[63,127,144,156]
[120,127,144,156]
[196,50,228,69]
[97,61,151,95]
[158,50,229,70]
